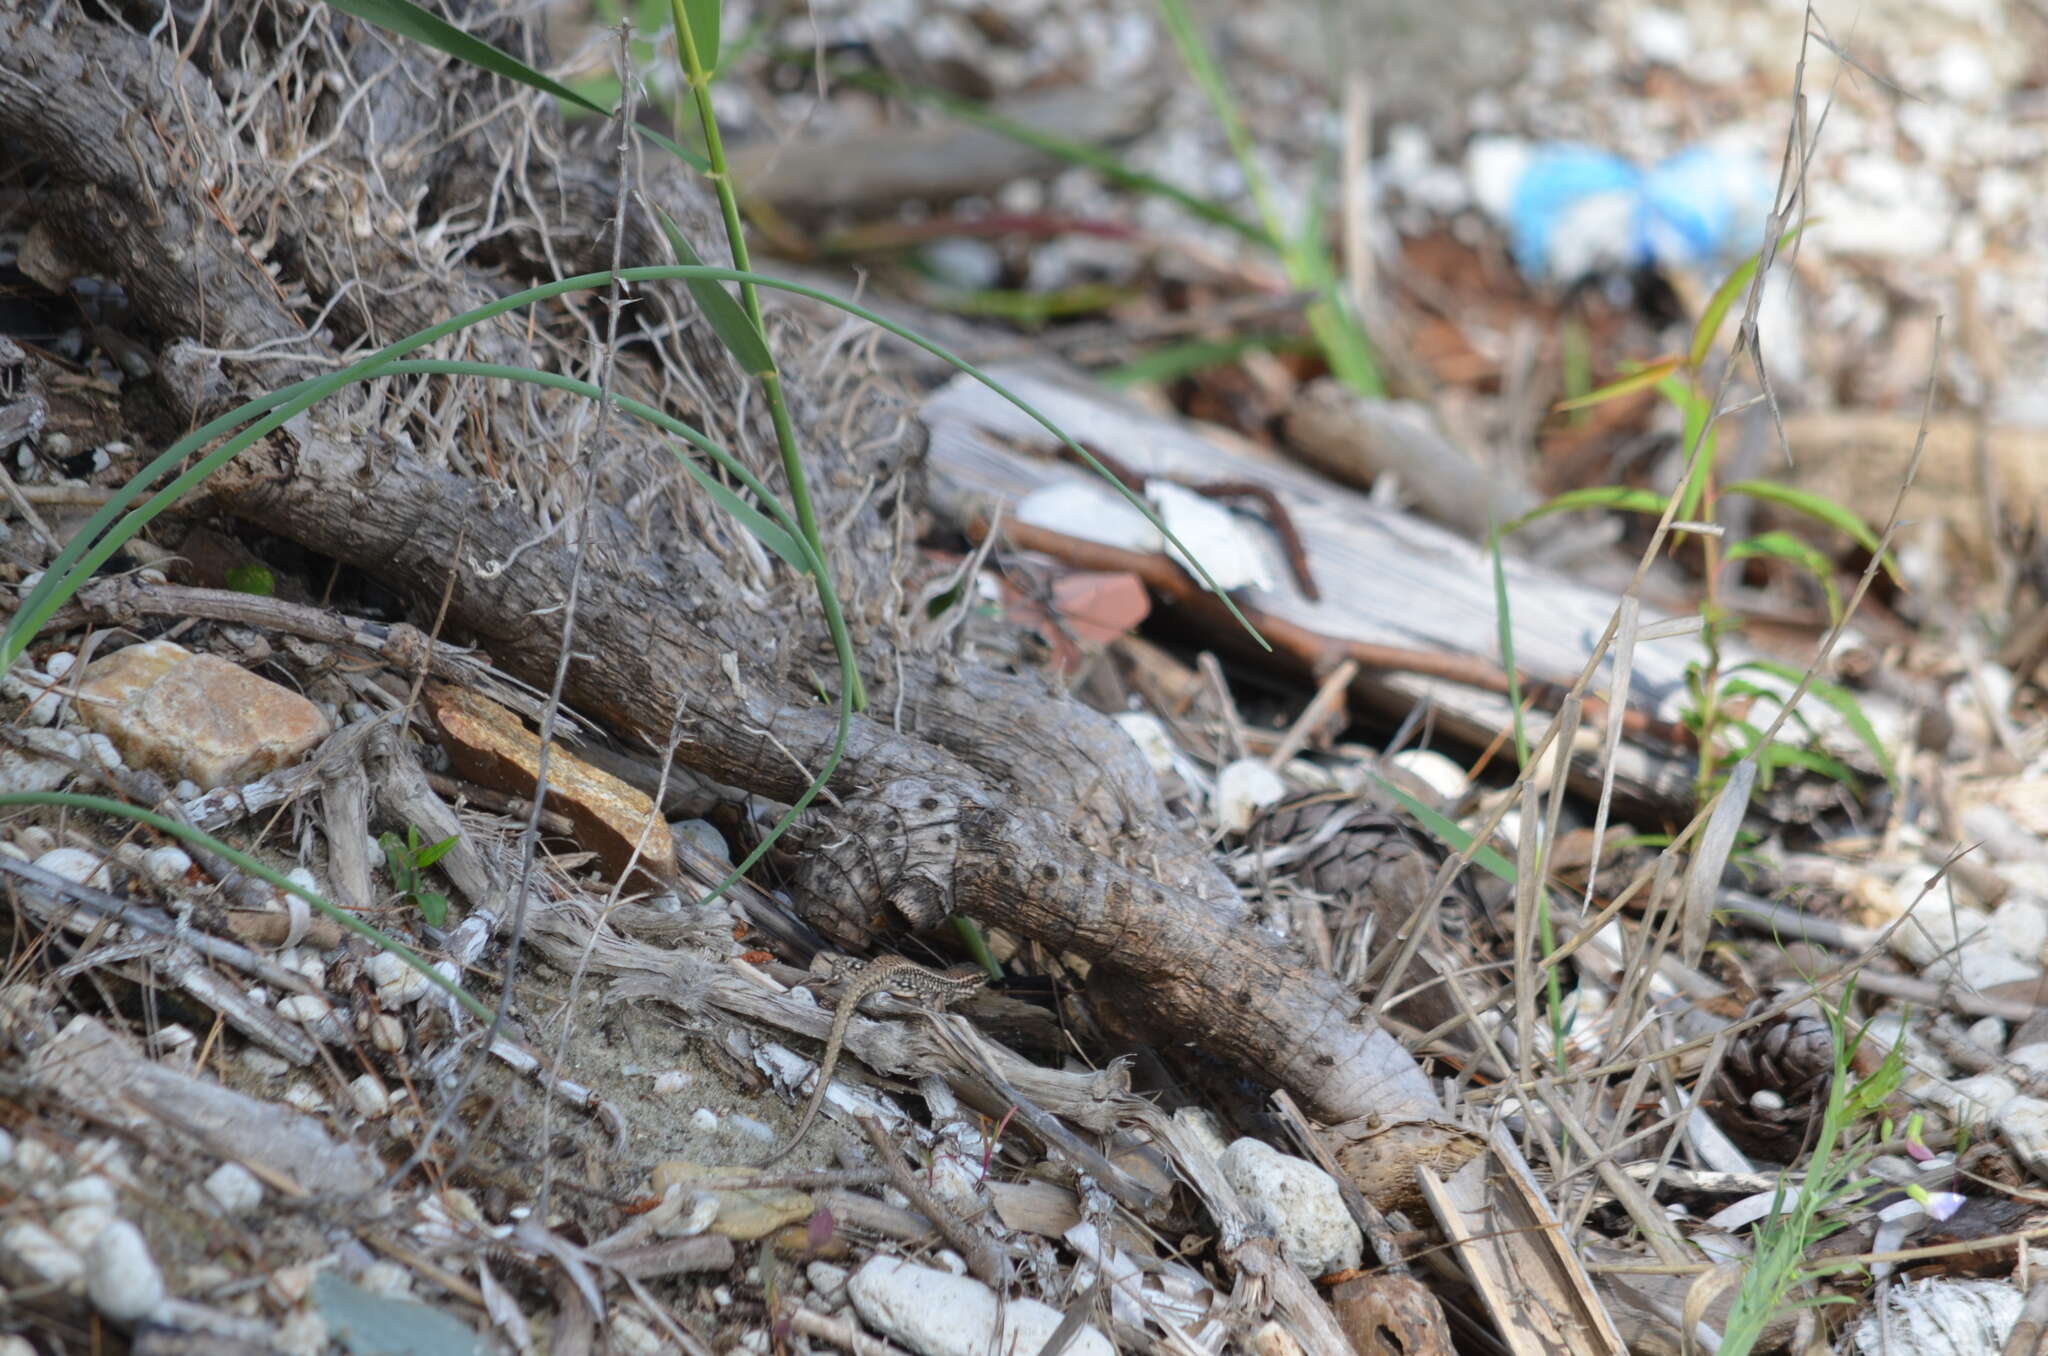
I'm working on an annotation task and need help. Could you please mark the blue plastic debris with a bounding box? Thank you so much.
[1472,139,1774,283]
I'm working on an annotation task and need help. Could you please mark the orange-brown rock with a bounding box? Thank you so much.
[423,682,675,886]
[73,640,331,789]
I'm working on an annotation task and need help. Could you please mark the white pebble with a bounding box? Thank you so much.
[357,1260,413,1297]
[13,1135,57,1180]
[82,733,122,771]
[56,1174,116,1207]
[21,675,64,726]
[204,1163,263,1214]
[141,846,193,884]
[1991,897,2048,961]
[276,994,331,1023]
[43,651,74,678]
[349,1075,391,1118]
[1966,1017,2008,1053]
[1888,899,1989,969]
[1,1220,83,1285]
[653,1071,691,1095]
[1215,758,1287,835]
[1940,1074,2019,1126]
[2000,1097,2048,1177]
[241,1048,291,1079]
[608,1314,664,1356]
[32,847,112,890]
[87,1220,165,1323]
[1385,748,1471,802]
[849,1256,1114,1356]
[368,1015,406,1052]
[364,951,409,986]
[1955,946,2039,991]
[281,1082,327,1113]
[1219,1138,1364,1277]
[690,1107,720,1132]
[2011,1044,2048,1076]
[53,1204,115,1251]
[0,1128,13,1166]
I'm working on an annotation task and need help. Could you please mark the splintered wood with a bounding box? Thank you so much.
[1417,1136,1627,1356]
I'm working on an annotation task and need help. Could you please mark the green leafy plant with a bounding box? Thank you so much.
[1500,233,1896,805]
[1719,994,1906,1355]
[382,825,458,927]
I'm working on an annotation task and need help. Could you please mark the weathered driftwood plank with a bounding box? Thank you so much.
[921,366,1904,815]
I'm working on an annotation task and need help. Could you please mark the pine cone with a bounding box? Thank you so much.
[1714,996,1837,1159]
[1245,796,1502,1050]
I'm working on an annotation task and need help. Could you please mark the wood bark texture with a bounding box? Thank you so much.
[0,0,1465,1133]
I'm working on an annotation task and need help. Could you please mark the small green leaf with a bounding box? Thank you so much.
[1496,486,1672,537]
[414,890,449,928]
[674,456,808,572]
[1371,776,1516,884]
[654,210,776,376]
[629,123,711,172]
[1688,222,1815,371]
[1730,659,1897,786]
[1552,356,1682,412]
[1726,530,1843,625]
[680,0,720,74]
[325,0,609,116]
[414,832,459,870]
[1715,679,1821,743]
[1755,739,1858,787]
[1723,480,1899,581]
[225,563,275,596]
[380,831,406,879]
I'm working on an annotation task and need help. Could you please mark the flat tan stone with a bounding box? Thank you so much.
[423,681,676,886]
[73,640,331,790]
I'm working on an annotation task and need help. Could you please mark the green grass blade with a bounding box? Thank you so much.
[7,267,1263,696]
[1372,776,1516,883]
[676,462,807,568]
[1688,222,1814,371]
[1727,659,1897,785]
[680,0,719,75]
[324,0,712,169]
[655,209,776,375]
[629,123,711,172]
[0,790,489,1022]
[7,376,324,663]
[325,0,608,116]
[1497,486,1672,537]
[375,360,811,571]
[1552,357,1682,412]
[1722,480,1898,581]
[1726,530,1843,625]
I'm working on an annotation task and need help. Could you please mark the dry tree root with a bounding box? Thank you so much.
[0,0,1459,1138]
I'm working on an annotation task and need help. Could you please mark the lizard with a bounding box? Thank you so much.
[756,954,988,1166]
